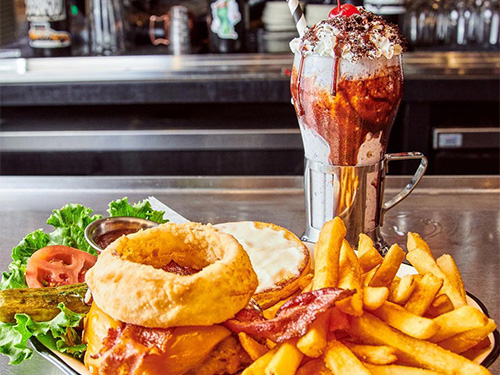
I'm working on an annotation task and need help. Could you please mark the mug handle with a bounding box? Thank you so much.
[380,152,428,225]
[149,14,170,46]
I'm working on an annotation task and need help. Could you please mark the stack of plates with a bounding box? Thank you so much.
[306,5,333,28]
[262,1,298,32]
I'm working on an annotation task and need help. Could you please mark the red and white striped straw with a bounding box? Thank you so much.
[286,0,307,37]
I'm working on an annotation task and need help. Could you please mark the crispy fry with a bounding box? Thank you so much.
[363,286,389,311]
[389,274,420,305]
[349,312,491,375]
[312,217,346,290]
[298,273,314,291]
[426,294,455,318]
[404,273,443,316]
[242,347,278,375]
[436,254,467,300]
[437,319,497,354]
[363,265,378,286]
[238,332,269,361]
[406,248,466,308]
[336,240,363,316]
[371,301,439,340]
[407,232,433,257]
[341,341,397,365]
[461,337,492,360]
[328,307,350,332]
[324,340,372,375]
[296,359,329,375]
[265,341,303,375]
[368,244,405,288]
[431,306,490,342]
[358,233,384,272]
[363,362,445,375]
[296,312,329,358]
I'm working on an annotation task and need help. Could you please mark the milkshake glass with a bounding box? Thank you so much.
[290,9,427,247]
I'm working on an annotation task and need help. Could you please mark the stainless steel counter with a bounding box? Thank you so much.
[1,52,499,83]
[0,52,498,105]
[0,175,499,374]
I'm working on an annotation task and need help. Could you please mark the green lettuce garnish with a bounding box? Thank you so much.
[108,197,168,224]
[0,303,86,365]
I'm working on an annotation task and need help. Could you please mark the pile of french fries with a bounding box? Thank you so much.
[238,217,496,375]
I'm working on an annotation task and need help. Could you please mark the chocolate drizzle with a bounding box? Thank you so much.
[297,55,306,116]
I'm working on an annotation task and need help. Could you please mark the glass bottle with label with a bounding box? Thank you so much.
[25,0,72,57]
[207,0,247,53]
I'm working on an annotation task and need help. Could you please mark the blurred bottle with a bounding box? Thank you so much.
[86,0,126,55]
[207,0,247,53]
[24,0,72,57]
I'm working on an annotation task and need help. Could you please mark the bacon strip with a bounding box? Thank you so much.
[224,288,354,343]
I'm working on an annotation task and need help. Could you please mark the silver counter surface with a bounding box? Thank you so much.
[0,175,499,374]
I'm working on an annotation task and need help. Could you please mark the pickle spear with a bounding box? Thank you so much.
[0,283,89,323]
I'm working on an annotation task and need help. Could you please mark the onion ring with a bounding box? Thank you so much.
[85,222,259,328]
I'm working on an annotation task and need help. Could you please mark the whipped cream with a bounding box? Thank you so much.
[290,8,404,63]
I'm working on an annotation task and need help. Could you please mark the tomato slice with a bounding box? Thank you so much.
[25,245,97,288]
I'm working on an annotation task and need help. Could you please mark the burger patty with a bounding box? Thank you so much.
[186,336,252,375]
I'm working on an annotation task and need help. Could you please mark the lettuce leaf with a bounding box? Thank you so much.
[11,230,50,266]
[47,204,102,256]
[108,197,168,223]
[0,261,26,291]
[0,303,86,365]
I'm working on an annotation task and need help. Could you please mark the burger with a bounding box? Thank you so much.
[83,221,311,375]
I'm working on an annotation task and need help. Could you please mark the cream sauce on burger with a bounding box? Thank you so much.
[215,222,306,293]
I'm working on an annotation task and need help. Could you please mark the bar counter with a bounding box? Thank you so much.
[0,175,499,374]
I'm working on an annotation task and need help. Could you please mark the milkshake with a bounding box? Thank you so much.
[290,7,407,245]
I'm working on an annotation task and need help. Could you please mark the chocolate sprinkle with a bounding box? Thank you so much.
[299,8,406,62]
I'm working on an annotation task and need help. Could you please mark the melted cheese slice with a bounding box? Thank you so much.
[215,221,306,293]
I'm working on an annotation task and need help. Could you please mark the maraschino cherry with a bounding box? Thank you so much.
[329,0,359,18]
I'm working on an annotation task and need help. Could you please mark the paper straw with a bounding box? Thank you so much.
[286,0,307,37]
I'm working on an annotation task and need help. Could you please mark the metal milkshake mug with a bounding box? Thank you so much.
[291,53,427,249]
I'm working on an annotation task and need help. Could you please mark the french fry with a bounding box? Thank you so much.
[436,254,467,300]
[336,240,363,316]
[461,337,492,360]
[363,286,389,311]
[426,294,455,318]
[368,244,405,288]
[265,341,303,375]
[328,307,350,332]
[324,340,372,375]
[296,312,329,358]
[358,233,384,272]
[407,232,433,257]
[389,274,420,305]
[363,362,445,375]
[341,341,397,365]
[431,306,490,342]
[406,248,466,308]
[363,265,379,286]
[437,319,497,354]
[371,301,439,340]
[349,312,491,375]
[298,273,314,291]
[312,217,346,290]
[296,359,329,375]
[238,332,269,361]
[242,347,278,375]
[404,273,443,316]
